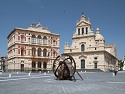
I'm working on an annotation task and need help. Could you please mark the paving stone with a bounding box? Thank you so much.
[0,72,125,94]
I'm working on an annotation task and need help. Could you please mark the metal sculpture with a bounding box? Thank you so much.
[53,53,83,81]
[47,37,83,81]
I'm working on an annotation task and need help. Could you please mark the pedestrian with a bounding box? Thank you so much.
[114,68,118,76]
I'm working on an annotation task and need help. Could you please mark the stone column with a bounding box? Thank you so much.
[36,62,38,69]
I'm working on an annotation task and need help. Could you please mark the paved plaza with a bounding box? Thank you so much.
[0,71,125,94]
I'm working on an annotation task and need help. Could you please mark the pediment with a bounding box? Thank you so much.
[79,54,87,59]
[76,21,89,27]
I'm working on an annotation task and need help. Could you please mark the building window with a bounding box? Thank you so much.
[21,35,24,42]
[86,27,88,34]
[32,35,36,43]
[38,62,41,68]
[32,61,36,68]
[81,59,85,68]
[32,47,36,56]
[28,38,30,43]
[81,44,85,52]
[94,57,97,60]
[43,48,47,57]
[43,62,47,69]
[38,48,41,56]
[28,50,30,55]
[53,40,56,46]
[78,28,80,35]
[82,28,84,34]
[21,48,24,56]
[53,51,56,58]
[94,63,97,69]
[37,35,42,44]
[95,48,96,50]
[70,49,72,52]
[43,36,47,44]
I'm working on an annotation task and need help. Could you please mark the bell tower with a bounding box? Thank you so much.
[73,13,94,37]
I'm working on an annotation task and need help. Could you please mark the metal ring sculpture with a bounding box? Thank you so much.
[53,54,76,80]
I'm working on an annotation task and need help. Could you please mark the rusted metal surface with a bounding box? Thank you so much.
[53,54,76,80]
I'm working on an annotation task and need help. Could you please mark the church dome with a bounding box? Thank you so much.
[95,28,104,40]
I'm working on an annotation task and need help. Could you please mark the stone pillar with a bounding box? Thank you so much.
[41,62,43,69]
[35,50,37,56]
[36,62,38,69]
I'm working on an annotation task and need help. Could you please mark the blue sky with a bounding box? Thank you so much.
[0,0,125,60]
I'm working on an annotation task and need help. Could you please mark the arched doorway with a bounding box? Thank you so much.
[38,61,41,71]
[20,60,24,72]
[81,59,85,69]
[21,64,24,71]
[32,61,36,71]
[43,62,47,70]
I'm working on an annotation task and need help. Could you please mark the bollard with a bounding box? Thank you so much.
[112,72,115,76]
[44,72,46,75]
[39,71,41,73]
[17,72,18,74]
[48,71,49,73]
[28,73,30,76]
[0,72,2,74]
[9,74,11,77]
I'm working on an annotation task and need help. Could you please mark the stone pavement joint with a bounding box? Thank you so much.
[0,72,125,94]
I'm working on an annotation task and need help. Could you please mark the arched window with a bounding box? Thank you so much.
[82,28,84,35]
[32,47,36,56]
[21,35,24,42]
[78,28,80,35]
[81,44,85,52]
[37,35,42,44]
[21,47,24,56]
[43,48,47,57]
[32,35,36,43]
[43,36,47,44]
[53,51,56,58]
[38,48,41,56]
[86,27,88,34]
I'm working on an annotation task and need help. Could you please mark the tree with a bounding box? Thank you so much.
[118,60,124,70]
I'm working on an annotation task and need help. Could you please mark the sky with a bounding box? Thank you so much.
[0,0,125,60]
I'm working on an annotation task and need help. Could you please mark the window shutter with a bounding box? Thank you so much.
[18,36,20,40]
[25,50,26,54]
[18,49,20,54]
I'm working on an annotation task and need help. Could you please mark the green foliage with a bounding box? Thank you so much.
[118,60,124,70]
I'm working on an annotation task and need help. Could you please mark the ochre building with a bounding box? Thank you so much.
[64,15,118,72]
[7,22,60,72]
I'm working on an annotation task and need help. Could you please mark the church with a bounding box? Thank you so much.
[64,14,118,72]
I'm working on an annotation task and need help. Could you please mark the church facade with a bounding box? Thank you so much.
[7,22,60,72]
[64,15,118,72]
